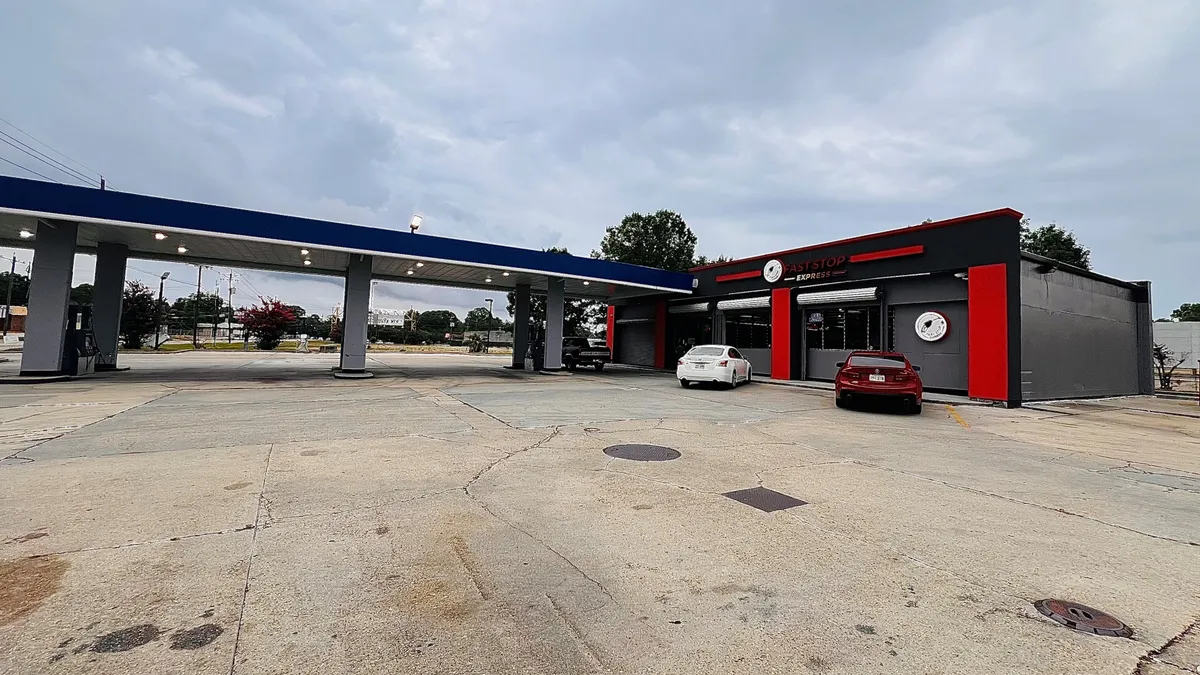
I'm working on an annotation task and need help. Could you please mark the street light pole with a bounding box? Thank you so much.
[155,272,170,350]
[485,298,494,354]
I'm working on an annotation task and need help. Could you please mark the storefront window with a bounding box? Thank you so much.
[726,310,771,349]
[670,314,713,361]
[805,306,880,350]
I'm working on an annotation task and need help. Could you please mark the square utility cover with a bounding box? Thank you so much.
[721,487,808,512]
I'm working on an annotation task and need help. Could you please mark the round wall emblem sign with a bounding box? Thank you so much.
[915,311,949,342]
[763,259,784,283]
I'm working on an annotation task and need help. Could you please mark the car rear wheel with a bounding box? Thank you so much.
[679,379,689,388]
[594,363,604,372]
[565,361,577,371]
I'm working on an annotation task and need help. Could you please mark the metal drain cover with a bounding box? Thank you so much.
[722,487,808,512]
[602,444,681,461]
[1033,599,1133,638]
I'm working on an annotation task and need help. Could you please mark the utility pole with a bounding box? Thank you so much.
[2,255,14,336]
[227,271,235,343]
[485,298,494,354]
[192,265,203,348]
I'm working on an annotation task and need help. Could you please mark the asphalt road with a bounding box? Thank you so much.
[2,352,1199,674]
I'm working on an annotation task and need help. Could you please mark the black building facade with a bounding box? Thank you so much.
[607,209,1153,406]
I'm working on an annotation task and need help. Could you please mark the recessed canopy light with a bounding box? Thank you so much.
[583,281,590,285]
[484,277,492,283]
[18,229,34,239]
[406,269,414,275]
[300,249,309,256]
[415,262,424,267]
[177,245,188,254]
[303,259,312,266]
[502,271,510,276]
[154,232,167,240]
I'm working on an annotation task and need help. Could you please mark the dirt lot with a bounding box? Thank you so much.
[2,352,1198,674]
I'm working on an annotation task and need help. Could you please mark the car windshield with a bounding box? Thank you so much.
[847,355,906,368]
[687,346,725,357]
[565,338,589,347]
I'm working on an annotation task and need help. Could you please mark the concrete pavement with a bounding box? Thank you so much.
[2,351,1199,674]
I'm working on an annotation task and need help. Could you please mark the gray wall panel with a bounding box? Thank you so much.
[892,302,968,391]
[808,349,853,380]
[738,347,771,376]
[885,275,968,305]
[1020,260,1141,400]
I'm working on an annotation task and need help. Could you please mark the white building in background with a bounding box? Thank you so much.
[1154,321,1200,368]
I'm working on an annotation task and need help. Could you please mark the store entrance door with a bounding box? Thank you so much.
[890,302,968,391]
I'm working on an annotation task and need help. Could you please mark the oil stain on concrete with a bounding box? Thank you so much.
[170,623,223,650]
[89,624,162,652]
[0,555,68,626]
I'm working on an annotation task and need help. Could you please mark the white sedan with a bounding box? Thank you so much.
[677,345,753,388]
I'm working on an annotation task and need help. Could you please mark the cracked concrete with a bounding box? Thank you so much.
[2,351,1199,674]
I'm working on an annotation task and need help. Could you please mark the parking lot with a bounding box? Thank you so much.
[2,351,1199,674]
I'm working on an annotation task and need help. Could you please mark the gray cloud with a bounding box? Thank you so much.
[1,0,1197,316]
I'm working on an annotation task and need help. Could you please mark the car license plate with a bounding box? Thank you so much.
[692,363,707,369]
[869,374,885,382]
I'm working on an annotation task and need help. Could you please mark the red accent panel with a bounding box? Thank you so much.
[691,208,1023,272]
[606,305,615,351]
[968,264,1008,401]
[849,244,924,264]
[771,288,792,380]
[716,269,762,283]
[653,300,667,369]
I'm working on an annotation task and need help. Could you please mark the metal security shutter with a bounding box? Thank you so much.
[795,287,879,306]
[617,322,656,367]
[669,302,710,314]
[716,295,770,311]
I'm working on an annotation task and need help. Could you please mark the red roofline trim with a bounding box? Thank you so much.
[690,208,1024,272]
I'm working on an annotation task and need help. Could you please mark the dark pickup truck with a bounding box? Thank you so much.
[563,337,611,371]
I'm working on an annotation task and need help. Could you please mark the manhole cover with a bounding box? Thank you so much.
[602,444,680,461]
[722,487,808,512]
[1033,599,1133,638]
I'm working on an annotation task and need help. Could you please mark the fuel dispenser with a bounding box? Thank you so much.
[62,305,98,376]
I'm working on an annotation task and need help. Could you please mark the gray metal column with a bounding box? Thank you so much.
[336,254,373,378]
[543,277,564,370]
[20,220,78,375]
[1134,280,1154,395]
[93,242,128,370]
[510,283,530,368]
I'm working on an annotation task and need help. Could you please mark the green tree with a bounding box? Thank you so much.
[1020,219,1091,270]
[119,281,159,349]
[506,247,597,337]
[169,292,229,332]
[419,310,459,337]
[70,283,93,305]
[592,210,697,272]
[237,298,297,350]
[693,254,732,267]
[1170,304,1200,322]
[464,306,502,331]
[1,271,30,307]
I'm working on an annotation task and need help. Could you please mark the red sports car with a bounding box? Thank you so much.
[834,351,923,413]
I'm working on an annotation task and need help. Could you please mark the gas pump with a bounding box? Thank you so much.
[61,305,98,376]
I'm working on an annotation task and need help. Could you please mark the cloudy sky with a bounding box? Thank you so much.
[1,0,1198,319]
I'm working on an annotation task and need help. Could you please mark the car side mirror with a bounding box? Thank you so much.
[835,361,845,368]
[913,365,921,372]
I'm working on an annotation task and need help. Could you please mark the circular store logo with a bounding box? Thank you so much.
[763,259,784,283]
[915,311,949,342]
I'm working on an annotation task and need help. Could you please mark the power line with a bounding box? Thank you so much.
[0,116,103,183]
[0,131,100,187]
[0,155,61,183]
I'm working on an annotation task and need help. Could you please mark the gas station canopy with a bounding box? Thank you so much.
[0,176,695,300]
